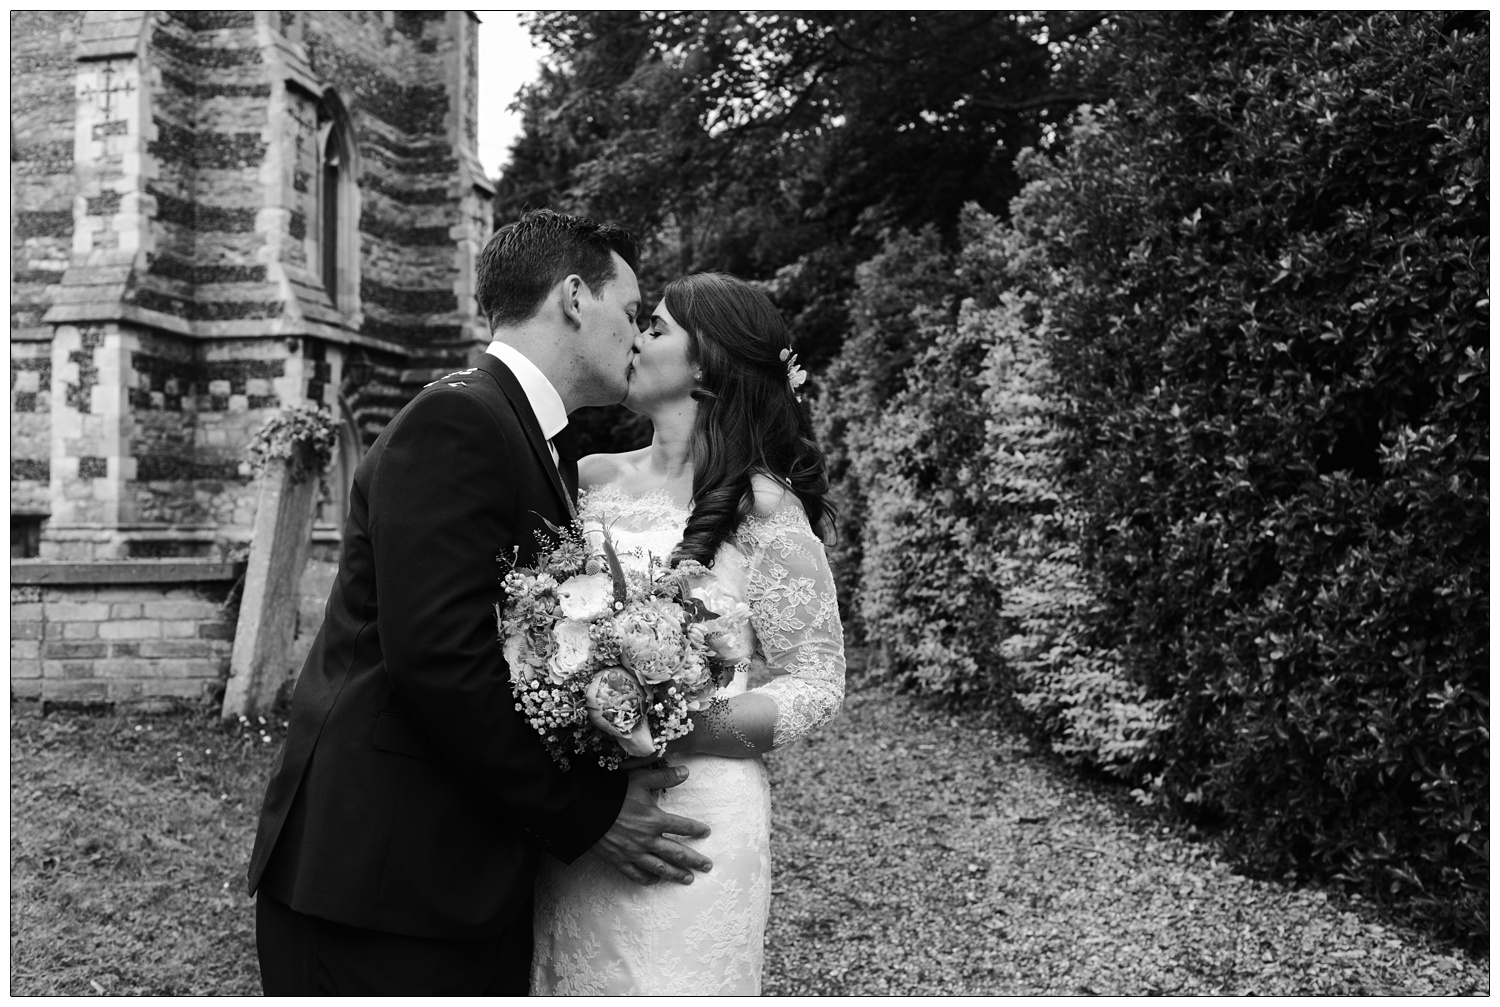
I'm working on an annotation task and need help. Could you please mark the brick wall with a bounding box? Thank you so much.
[11,560,241,707]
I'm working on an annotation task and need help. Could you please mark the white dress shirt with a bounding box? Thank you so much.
[484,340,568,468]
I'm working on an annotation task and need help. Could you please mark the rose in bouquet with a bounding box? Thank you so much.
[497,517,751,769]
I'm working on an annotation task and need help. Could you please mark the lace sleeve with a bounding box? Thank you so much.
[738,495,846,750]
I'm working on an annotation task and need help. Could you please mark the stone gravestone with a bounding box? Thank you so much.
[221,444,320,720]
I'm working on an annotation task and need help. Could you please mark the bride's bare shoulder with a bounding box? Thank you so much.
[747,472,794,518]
[578,447,650,492]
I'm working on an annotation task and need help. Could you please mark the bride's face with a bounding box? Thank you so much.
[625,303,698,411]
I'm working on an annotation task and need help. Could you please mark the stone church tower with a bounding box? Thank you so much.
[12,11,495,562]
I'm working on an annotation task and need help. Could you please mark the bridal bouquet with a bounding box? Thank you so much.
[496,517,752,769]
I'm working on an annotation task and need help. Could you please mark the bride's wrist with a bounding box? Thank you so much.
[669,717,704,756]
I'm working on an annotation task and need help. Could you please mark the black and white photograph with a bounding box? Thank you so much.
[8,10,1488,996]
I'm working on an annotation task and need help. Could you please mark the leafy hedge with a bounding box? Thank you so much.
[1018,12,1488,943]
[813,226,974,687]
[818,204,1169,767]
[960,206,1174,783]
[819,10,1487,945]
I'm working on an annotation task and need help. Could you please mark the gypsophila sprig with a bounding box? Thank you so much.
[497,517,752,770]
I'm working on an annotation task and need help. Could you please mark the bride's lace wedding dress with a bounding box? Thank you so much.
[530,483,845,995]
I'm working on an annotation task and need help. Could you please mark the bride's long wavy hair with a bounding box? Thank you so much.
[664,272,836,568]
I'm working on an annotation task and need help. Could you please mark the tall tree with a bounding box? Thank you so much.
[495,11,1106,383]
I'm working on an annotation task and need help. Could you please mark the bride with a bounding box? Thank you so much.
[530,272,846,995]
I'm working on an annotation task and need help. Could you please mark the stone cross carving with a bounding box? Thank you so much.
[80,62,136,118]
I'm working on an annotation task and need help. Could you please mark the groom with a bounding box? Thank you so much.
[249,209,713,994]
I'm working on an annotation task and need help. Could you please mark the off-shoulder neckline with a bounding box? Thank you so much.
[580,483,690,513]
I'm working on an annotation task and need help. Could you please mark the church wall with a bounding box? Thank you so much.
[125,332,298,539]
[301,11,474,363]
[11,11,83,515]
[11,11,83,334]
[142,11,283,325]
[12,341,54,513]
[11,9,492,705]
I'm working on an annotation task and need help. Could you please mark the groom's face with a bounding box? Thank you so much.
[575,252,643,407]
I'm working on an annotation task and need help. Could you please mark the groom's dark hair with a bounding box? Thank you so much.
[476,208,640,328]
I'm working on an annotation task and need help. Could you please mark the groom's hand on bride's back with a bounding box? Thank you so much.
[588,765,712,886]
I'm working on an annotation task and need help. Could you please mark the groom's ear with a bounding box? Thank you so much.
[558,274,588,330]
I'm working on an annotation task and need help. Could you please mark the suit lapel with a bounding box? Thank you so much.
[473,354,577,521]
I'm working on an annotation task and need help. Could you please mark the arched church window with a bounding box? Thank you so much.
[321,127,341,296]
[316,92,359,315]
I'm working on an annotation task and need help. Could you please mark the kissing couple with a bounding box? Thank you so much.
[248,208,846,994]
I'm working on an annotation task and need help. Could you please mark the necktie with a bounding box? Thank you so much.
[552,424,580,502]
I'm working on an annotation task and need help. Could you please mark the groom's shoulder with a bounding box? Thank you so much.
[423,365,486,393]
[415,364,514,413]
[383,365,513,436]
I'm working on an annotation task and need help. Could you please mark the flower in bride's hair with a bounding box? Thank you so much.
[584,666,656,757]
[555,572,615,622]
[547,619,594,684]
[779,347,808,397]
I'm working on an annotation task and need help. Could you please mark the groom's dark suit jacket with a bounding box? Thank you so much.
[247,354,626,942]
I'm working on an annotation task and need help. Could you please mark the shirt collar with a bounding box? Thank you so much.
[484,340,567,442]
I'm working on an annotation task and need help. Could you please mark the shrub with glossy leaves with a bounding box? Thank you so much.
[1024,11,1487,944]
[817,9,1486,945]
[965,222,1172,780]
[818,218,1034,699]
[822,205,1163,757]
[813,226,964,647]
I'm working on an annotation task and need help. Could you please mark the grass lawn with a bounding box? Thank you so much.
[11,706,274,996]
[11,688,1487,995]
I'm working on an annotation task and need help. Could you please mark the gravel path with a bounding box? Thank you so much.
[759,680,1488,996]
